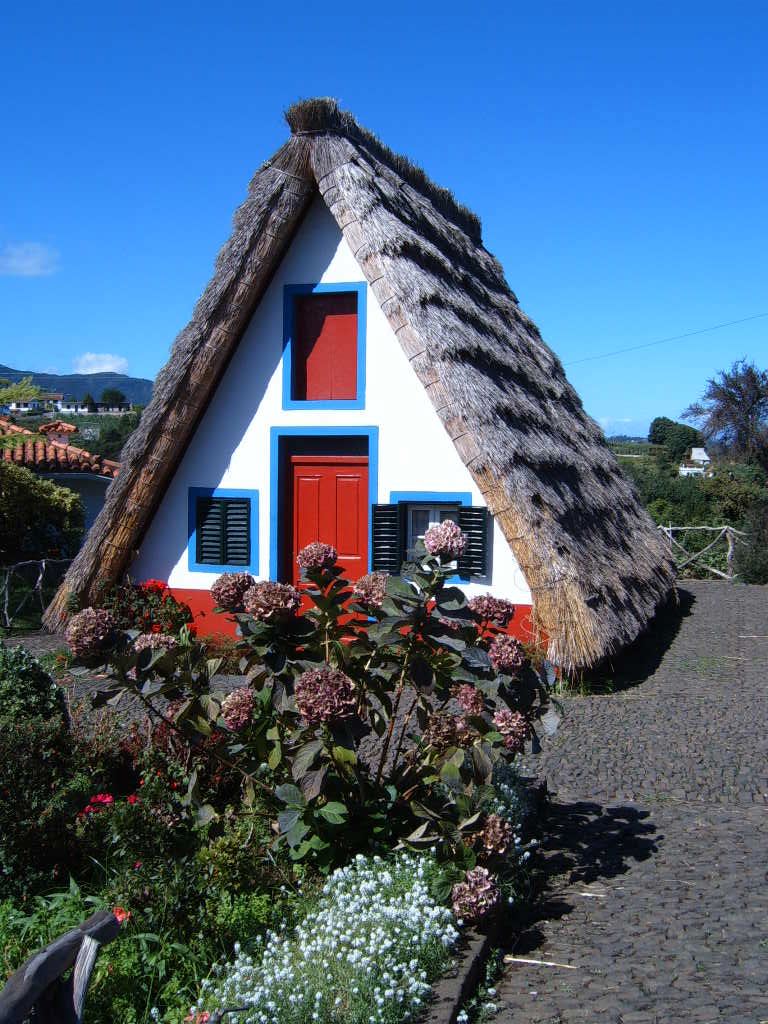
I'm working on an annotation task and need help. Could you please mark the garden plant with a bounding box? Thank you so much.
[0,524,548,1023]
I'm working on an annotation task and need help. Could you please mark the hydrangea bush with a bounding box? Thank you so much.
[192,853,458,1024]
[79,525,555,881]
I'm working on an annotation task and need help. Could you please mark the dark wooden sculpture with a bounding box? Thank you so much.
[0,909,121,1024]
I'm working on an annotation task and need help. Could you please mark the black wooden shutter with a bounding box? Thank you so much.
[371,504,405,574]
[457,506,488,576]
[196,498,250,566]
[223,499,250,565]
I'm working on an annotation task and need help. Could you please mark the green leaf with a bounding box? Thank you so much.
[331,745,357,767]
[267,741,282,770]
[436,587,466,611]
[299,765,328,801]
[286,820,310,847]
[291,739,323,780]
[464,647,492,670]
[275,783,305,807]
[195,803,217,826]
[386,576,417,600]
[206,657,224,679]
[439,760,463,791]
[317,801,348,824]
[278,808,300,834]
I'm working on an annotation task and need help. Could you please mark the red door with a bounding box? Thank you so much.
[288,455,368,587]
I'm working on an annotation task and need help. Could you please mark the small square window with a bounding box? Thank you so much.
[406,504,459,559]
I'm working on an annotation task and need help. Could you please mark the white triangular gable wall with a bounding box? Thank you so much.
[131,199,532,604]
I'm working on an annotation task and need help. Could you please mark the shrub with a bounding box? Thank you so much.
[0,644,64,720]
[97,579,193,635]
[735,497,768,583]
[0,714,87,897]
[81,532,555,878]
[0,462,84,563]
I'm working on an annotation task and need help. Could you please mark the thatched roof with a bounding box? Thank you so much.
[45,98,674,668]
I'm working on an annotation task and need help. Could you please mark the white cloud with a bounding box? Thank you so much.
[72,353,129,374]
[0,242,60,277]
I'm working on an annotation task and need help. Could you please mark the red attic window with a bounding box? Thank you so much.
[292,292,358,401]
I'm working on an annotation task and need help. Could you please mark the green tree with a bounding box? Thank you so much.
[100,387,127,406]
[683,359,768,467]
[81,392,97,412]
[0,376,42,404]
[0,463,84,562]
[647,416,702,462]
[96,411,140,459]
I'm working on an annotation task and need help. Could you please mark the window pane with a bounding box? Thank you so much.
[439,508,459,524]
[409,507,434,540]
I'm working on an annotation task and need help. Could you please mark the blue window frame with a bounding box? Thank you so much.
[187,487,259,574]
[282,282,367,410]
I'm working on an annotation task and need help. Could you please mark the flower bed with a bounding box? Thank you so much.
[191,853,459,1024]
[0,524,553,1022]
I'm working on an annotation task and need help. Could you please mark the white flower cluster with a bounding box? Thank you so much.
[195,853,459,1024]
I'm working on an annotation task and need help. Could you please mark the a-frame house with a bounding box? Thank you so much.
[45,99,674,669]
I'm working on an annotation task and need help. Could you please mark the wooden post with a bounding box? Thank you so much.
[726,527,736,580]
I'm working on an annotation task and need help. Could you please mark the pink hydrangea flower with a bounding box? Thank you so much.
[479,814,515,857]
[352,571,388,608]
[296,542,338,571]
[492,709,529,753]
[454,684,485,717]
[211,572,256,611]
[424,520,467,559]
[424,712,475,752]
[467,595,516,626]
[451,866,500,923]
[243,581,301,621]
[488,634,526,675]
[65,607,117,659]
[221,687,255,731]
[294,666,356,724]
[133,632,178,654]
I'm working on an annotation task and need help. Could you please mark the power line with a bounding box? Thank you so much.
[565,312,768,366]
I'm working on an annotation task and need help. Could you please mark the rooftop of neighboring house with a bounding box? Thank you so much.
[689,447,710,463]
[39,420,79,435]
[0,417,120,478]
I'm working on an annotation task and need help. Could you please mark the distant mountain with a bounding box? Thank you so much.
[0,364,154,406]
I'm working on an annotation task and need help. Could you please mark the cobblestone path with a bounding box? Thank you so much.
[499,581,768,1024]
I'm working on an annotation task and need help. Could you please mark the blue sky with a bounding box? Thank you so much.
[1,1,766,436]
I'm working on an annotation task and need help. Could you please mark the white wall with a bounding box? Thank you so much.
[132,199,531,604]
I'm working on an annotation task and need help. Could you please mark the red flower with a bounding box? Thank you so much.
[150,623,162,634]
[126,794,139,805]
[141,579,168,593]
[112,906,131,924]
[133,860,142,870]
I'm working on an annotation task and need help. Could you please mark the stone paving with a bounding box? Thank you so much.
[499,581,768,1024]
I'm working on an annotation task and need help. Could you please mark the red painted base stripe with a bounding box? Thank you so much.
[168,586,538,647]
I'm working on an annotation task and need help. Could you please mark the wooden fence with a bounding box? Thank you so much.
[0,558,73,629]
[657,525,746,580]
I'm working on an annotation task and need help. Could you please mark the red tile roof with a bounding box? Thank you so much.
[0,417,120,478]
[39,420,79,435]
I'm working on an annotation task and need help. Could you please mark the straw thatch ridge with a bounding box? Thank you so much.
[45,98,674,669]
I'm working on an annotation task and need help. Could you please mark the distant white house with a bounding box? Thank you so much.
[10,397,132,415]
[8,393,63,413]
[679,447,712,477]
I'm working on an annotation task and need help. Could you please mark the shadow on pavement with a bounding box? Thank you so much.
[577,586,696,693]
[508,798,658,954]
